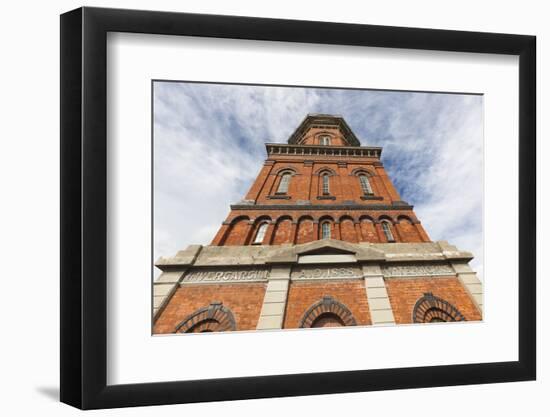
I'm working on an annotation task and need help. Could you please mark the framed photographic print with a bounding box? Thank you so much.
[60,6,536,409]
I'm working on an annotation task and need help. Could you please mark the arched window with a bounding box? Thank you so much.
[277,173,291,194]
[175,302,237,333]
[321,173,330,195]
[412,293,466,323]
[319,135,331,146]
[311,313,345,327]
[381,221,395,242]
[299,296,357,328]
[253,222,268,244]
[321,222,331,239]
[359,174,373,195]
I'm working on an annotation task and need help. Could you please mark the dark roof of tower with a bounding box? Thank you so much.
[287,114,361,147]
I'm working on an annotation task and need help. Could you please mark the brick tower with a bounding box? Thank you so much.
[153,114,482,334]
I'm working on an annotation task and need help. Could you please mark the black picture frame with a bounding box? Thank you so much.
[60,6,536,410]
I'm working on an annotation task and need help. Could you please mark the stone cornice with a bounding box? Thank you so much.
[265,143,382,159]
[230,203,413,211]
[287,114,362,146]
[155,240,475,271]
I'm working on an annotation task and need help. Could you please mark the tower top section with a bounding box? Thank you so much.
[287,114,361,147]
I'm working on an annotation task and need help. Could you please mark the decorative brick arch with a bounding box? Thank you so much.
[315,131,335,144]
[296,215,315,244]
[253,215,273,224]
[299,296,357,328]
[272,215,294,244]
[359,214,375,222]
[350,167,375,177]
[396,214,414,223]
[274,167,297,176]
[223,216,251,245]
[175,302,237,333]
[412,293,466,323]
[378,214,396,224]
[339,215,358,243]
[318,214,335,223]
[313,166,337,176]
[396,214,423,242]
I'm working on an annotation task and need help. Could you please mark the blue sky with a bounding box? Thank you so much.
[154,81,484,279]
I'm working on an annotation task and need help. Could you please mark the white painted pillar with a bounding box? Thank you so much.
[153,270,187,321]
[451,261,483,315]
[362,264,396,325]
[256,266,291,330]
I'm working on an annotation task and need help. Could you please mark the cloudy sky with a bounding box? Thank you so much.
[153,81,483,280]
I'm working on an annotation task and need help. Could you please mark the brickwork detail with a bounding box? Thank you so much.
[283,280,371,328]
[385,277,482,324]
[296,217,315,244]
[211,115,429,246]
[154,114,481,335]
[299,295,357,328]
[153,283,266,333]
[412,293,466,323]
[175,302,237,333]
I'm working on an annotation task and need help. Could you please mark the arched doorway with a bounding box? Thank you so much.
[412,293,466,323]
[299,296,357,328]
[175,302,237,333]
[311,312,346,328]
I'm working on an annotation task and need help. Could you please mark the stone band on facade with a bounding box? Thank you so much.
[230,203,414,211]
[153,240,482,328]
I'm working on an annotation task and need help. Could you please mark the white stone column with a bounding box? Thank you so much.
[451,261,483,314]
[362,264,396,326]
[153,270,187,321]
[256,266,291,330]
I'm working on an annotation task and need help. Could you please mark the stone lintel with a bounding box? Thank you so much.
[298,254,357,264]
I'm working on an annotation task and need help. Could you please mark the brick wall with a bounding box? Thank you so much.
[212,151,431,246]
[272,218,293,244]
[385,277,482,324]
[213,208,429,246]
[283,280,371,328]
[253,159,394,206]
[296,218,315,244]
[396,219,423,242]
[153,283,266,334]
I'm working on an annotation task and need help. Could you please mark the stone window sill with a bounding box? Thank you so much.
[267,195,291,200]
[317,195,336,200]
[361,195,383,201]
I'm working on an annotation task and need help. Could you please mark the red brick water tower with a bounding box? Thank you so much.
[153,114,482,333]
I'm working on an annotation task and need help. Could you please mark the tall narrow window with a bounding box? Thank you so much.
[322,174,330,194]
[381,221,395,242]
[277,173,291,194]
[359,174,373,195]
[319,135,331,146]
[253,223,268,244]
[321,222,331,239]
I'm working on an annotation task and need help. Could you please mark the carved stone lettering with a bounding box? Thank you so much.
[183,268,269,283]
[291,266,361,280]
[382,263,454,277]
